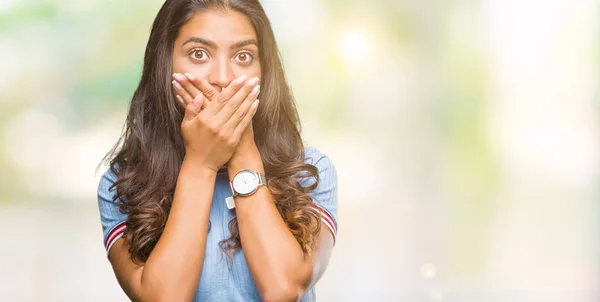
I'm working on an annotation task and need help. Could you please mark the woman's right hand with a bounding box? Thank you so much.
[178,74,260,172]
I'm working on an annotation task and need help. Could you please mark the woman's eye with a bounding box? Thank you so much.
[235,52,253,63]
[190,49,208,61]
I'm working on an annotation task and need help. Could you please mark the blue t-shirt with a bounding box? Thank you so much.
[97,147,338,301]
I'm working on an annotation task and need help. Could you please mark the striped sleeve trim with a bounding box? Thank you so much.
[105,221,126,256]
[311,204,337,243]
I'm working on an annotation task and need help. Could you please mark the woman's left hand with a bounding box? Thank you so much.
[172,73,260,165]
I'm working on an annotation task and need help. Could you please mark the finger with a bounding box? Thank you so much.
[193,92,209,111]
[194,77,220,101]
[179,74,213,108]
[216,77,260,125]
[173,73,201,99]
[172,79,194,105]
[175,95,186,109]
[231,99,259,142]
[202,75,249,115]
[220,82,260,129]
[185,74,212,110]
[183,94,205,121]
[183,73,209,97]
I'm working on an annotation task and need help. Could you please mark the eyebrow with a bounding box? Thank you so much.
[182,37,258,49]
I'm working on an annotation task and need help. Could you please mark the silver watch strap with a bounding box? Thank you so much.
[256,171,267,186]
[225,196,236,210]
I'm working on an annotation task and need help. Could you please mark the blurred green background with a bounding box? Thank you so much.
[0,0,598,301]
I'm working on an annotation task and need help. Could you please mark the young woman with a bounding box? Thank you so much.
[97,0,338,301]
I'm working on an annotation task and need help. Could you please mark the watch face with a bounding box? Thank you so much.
[232,170,259,195]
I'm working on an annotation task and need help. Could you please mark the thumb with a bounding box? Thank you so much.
[183,94,205,121]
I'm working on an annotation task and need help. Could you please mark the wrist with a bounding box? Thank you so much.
[182,154,220,175]
[228,148,264,179]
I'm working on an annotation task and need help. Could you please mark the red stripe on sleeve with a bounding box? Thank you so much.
[105,222,126,251]
[311,204,337,240]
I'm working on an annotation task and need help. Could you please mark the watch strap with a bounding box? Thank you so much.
[256,171,267,186]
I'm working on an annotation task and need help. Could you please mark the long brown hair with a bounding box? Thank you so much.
[101,0,322,264]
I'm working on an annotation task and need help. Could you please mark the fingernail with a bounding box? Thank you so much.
[246,77,259,87]
[172,80,182,90]
[184,73,195,81]
[235,75,247,84]
[173,73,185,81]
[252,99,260,109]
[252,84,260,95]
[176,95,184,104]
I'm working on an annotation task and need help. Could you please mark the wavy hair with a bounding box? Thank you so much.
[101,0,322,264]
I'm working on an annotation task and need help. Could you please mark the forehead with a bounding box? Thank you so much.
[177,8,257,45]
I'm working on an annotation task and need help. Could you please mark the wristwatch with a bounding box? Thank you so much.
[228,169,266,206]
[226,169,266,210]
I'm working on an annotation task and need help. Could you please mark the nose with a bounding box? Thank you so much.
[208,57,234,92]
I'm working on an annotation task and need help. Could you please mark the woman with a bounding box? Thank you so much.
[97,0,338,301]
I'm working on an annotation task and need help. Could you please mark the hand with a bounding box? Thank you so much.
[174,73,260,172]
[172,73,260,166]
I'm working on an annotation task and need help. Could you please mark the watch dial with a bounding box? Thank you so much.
[233,170,259,195]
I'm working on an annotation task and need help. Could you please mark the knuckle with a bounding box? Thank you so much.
[244,84,255,93]
[217,95,228,103]
[197,115,209,125]
[228,99,241,110]
[207,121,219,133]
[235,108,246,118]
[226,138,237,148]
[217,128,228,139]
[204,90,216,99]
[193,119,205,129]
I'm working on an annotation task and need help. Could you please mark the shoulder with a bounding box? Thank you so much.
[302,147,336,183]
[298,147,338,205]
[303,147,335,170]
[303,146,324,162]
[99,165,118,186]
[97,164,128,255]
[97,165,120,202]
[302,147,339,241]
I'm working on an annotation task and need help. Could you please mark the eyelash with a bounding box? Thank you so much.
[235,50,254,63]
[188,48,255,64]
[188,48,208,61]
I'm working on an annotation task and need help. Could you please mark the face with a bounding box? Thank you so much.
[172,8,262,92]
